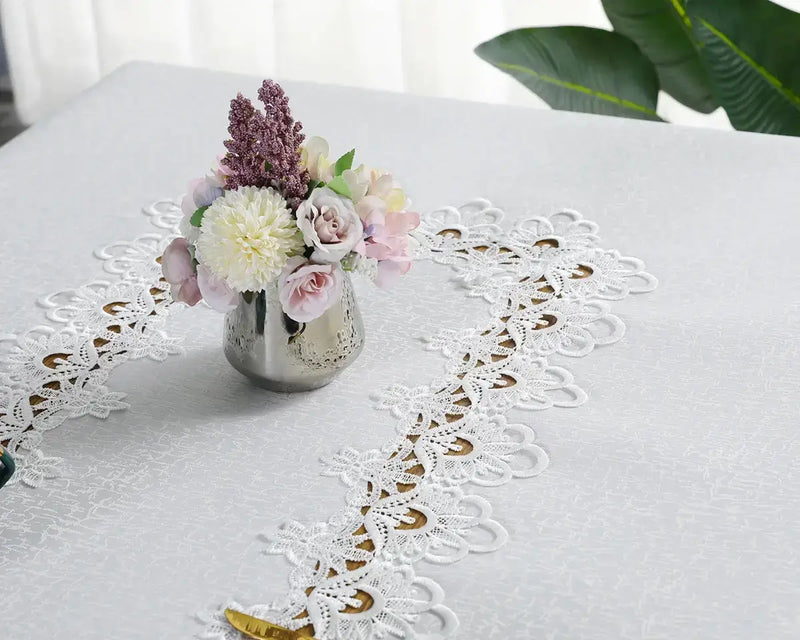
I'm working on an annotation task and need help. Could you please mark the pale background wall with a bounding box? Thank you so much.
[2,0,800,128]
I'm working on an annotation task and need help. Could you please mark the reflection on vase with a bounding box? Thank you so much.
[224,274,365,392]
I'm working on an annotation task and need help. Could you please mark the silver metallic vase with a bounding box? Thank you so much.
[223,275,365,392]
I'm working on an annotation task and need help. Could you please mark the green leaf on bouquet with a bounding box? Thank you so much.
[190,205,210,227]
[334,148,356,176]
[326,175,352,199]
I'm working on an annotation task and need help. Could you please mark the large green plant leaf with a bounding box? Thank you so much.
[601,0,717,113]
[687,0,800,135]
[475,27,663,121]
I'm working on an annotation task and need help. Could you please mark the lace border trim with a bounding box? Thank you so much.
[199,200,656,639]
[0,198,656,639]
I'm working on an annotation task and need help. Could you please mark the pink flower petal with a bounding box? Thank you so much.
[278,257,343,323]
[375,260,410,289]
[384,210,420,235]
[356,196,386,224]
[181,178,204,216]
[175,275,202,306]
[162,238,195,285]
[196,265,239,312]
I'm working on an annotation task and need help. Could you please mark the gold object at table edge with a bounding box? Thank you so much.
[224,608,316,640]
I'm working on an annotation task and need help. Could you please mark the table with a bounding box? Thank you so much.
[1,62,798,640]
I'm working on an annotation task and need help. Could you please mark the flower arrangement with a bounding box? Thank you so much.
[162,79,419,323]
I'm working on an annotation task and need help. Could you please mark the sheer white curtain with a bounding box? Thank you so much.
[3,0,799,127]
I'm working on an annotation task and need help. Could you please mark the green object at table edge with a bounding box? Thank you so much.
[0,444,15,489]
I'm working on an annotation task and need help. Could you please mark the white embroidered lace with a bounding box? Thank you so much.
[0,197,656,639]
[198,200,656,639]
[0,200,183,486]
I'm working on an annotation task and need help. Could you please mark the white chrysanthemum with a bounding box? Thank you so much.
[195,186,304,292]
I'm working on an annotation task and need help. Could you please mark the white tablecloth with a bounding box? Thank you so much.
[1,62,798,640]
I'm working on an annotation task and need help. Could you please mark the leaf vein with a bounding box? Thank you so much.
[496,62,660,118]
[697,18,800,113]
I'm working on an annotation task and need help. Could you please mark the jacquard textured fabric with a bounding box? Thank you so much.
[2,64,798,640]
[197,201,655,638]
[2,196,655,639]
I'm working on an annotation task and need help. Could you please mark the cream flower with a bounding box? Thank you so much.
[195,186,304,292]
[343,164,408,211]
[342,164,370,202]
[300,136,334,182]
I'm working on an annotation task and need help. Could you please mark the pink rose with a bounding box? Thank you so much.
[355,196,420,288]
[197,264,239,313]
[296,188,363,263]
[278,256,344,323]
[161,238,202,306]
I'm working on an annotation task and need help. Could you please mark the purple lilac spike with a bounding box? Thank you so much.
[221,80,309,209]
